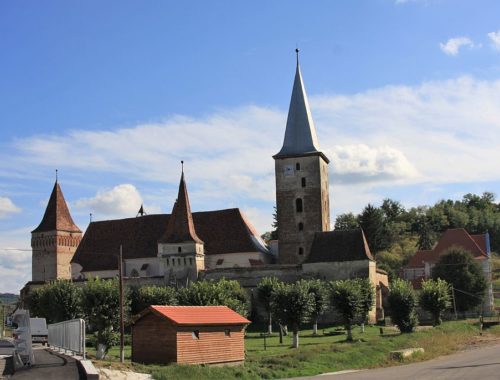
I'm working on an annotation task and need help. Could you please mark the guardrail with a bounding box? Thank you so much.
[48,319,86,359]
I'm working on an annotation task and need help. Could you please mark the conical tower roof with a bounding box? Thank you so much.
[159,172,203,244]
[32,181,81,233]
[274,51,328,162]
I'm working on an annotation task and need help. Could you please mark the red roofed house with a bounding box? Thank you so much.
[131,306,250,365]
[403,228,493,311]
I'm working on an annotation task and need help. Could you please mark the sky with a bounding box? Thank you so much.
[1,0,500,293]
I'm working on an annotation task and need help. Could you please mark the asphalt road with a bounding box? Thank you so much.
[298,343,500,380]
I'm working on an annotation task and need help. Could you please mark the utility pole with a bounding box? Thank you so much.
[451,286,458,320]
[119,245,125,363]
[0,303,4,339]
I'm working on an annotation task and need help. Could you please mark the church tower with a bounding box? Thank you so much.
[158,165,205,285]
[273,51,330,264]
[31,180,82,281]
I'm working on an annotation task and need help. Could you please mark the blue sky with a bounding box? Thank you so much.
[1,0,500,293]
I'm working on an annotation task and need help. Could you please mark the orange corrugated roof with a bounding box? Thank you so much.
[149,305,250,326]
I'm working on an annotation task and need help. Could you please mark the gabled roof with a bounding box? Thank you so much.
[159,173,203,244]
[433,228,487,259]
[71,208,269,271]
[32,181,81,234]
[305,228,374,264]
[404,228,488,270]
[274,54,328,162]
[138,305,250,326]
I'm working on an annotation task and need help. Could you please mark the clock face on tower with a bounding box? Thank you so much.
[283,164,294,177]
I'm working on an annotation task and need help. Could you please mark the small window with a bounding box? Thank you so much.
[178,247,182,253]
[189,257,193,265]
[301,177,306,187]
[178,258,181,266]
[184,258,187,265]
[166,258,170,266]
[192,330,200,340]
[224,329,231,337]
[298,247,304,255]
[172,259,175,266]
[296,198,303,213]
[298,222,304,231]
[130,269,139,277]
[296,162,301,170]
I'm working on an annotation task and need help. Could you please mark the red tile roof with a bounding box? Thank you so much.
[471,234,487,253]
[32,181,81,233]
[71,208,269,271]
[158,173,203,244]
[405,228,488,270]
[147,305,250,326]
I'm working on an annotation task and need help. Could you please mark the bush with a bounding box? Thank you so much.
[388,278,418,333]
[129,285,178,315]
[432,248,487,312]
[419,279,451,326]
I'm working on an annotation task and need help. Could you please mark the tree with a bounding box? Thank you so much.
[179,278,249,317]
[388,278,418,333]
[334,213,359,230]
[128,285,178,315]
[27,280,82,323]
[271,281,314,348]
[301,279,328,335]
[256,277,282,334]
[271,206,279,240]
[357,278,375,333]
[416,218,434,250]
[359,204,388,253]
[381,199,405,222]
[432,248,487,312]
[81,278,123,357]
[329,280,362,341]
[419,279,451,326]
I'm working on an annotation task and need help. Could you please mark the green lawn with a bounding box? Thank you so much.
[93,321,500,380]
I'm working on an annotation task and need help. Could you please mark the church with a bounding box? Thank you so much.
[22,53,388,320]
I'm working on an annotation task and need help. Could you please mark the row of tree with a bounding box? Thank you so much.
[28,277,248,356]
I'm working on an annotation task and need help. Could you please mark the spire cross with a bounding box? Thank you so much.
[55,169,58,183]
[295,48,300,66]
[181,160,184,174]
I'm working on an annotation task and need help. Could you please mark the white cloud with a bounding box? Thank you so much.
[439,37,474,56]
[0,197,21,219]
[488,30,500,50]
[0,228,32,293]
[74,184,149,219]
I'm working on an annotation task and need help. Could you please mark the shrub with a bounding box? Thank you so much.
[419,279,451,326]
[129,285,177,315]
[388,278,418,333]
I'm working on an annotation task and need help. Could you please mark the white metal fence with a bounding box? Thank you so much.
[48,318,86,358]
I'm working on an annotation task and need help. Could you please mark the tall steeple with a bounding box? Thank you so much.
[274,49,327,161]
[159,169,203,244]
[32,180,81,234]
[273,51,331,265]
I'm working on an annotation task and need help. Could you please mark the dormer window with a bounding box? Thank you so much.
[296,163,301,170]
[178,247,182,253]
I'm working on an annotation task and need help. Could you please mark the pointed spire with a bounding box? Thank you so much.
[137,204,146,217]
[32,180,81,233]
[159,163,203,244]
[274,50,328,162]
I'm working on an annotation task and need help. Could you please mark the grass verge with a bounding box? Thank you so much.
[92,321,500,380]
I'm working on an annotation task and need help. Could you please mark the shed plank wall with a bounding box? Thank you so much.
[132,313,177,364]
[176,325,245,364]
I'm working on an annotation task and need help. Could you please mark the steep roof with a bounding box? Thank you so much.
[305,228,374,263]
[274,54,328,162]
[137,305,250,326]
[71,208,269,271]
[159,173,203,244]
[32,181,81,234]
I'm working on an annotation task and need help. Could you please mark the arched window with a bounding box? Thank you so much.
[298,222,304,231]
[296,162,301,170]
[298,247,304,255]
[296,198,303,213]
[301,177,306,187]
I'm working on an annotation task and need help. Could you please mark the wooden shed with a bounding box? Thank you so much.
[131,305,250,365]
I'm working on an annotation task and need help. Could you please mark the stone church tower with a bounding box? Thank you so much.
[273,52,330,264]
[31,180,82,281]
[158,168,205,284]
